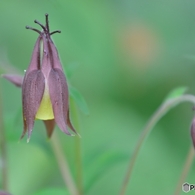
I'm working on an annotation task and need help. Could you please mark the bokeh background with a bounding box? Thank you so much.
[0,0,195,195]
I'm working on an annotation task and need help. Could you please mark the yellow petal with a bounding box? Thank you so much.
[35,81,54,120]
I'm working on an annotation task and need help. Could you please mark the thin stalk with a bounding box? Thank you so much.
[70,98,83,195]
[174,145,194,195]
[119,94,195,195]
[50,132,79,195]
[0,81,8,191]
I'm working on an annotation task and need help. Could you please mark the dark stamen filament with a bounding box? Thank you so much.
[50,30,61,36]
[34,20,47,32]
[45,14,50,33]
[26,14,61,38]
[26,26,41,34]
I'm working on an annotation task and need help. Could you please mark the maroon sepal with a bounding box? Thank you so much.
[2,74,23,87]
[22,70,45,141]
[43,119,55,138]
[22,36,45,141]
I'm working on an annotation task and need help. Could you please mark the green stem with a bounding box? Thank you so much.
[0,81,8,191]
[174,145,194,195]
[70,98,83,195]
[50,132,79,195]
[119,94,195,195]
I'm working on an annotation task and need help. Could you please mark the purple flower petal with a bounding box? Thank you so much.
[25,36,41,73]
[45,33,77,135]
[43,119,55,138]
[2,74,23,87]
[48,68,71,135]
[22,70,45,140]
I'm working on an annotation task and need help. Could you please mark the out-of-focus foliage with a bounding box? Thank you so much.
[0,0,195,195]
[165,86,188,101]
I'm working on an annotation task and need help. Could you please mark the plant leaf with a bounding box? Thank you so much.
[69,85,89,115]
[165,86,188,101]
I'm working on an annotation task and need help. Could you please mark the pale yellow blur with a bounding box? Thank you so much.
[35,81,54,120]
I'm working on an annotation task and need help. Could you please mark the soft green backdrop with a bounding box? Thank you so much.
[0,0,195,195]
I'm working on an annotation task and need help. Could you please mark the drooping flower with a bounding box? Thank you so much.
[2,14,78,142]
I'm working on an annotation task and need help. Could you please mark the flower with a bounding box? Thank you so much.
[2,14,78,142]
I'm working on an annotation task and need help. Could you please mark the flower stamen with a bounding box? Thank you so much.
[25,26,42,35]
[26,14,61,39]
[34,19,47,32]
[50,30,61,36]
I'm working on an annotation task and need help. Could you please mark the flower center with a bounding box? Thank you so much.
[35,80,54,120]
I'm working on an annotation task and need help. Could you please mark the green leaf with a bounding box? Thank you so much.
[165,86,188,101]
[32,188,69,195]
[69,85,89,115]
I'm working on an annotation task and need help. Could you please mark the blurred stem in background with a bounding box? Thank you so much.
[119,94,195,195]
[70,97,83,195]
[0,80,8,191]
[174,145,194,195]
[50,132,80,195]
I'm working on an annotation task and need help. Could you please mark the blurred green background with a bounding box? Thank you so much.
[0,0,195,194]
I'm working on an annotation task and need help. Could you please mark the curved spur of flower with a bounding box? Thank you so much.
[1,74,23,87]
[2,14,78,142]
[191,116,195,148]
